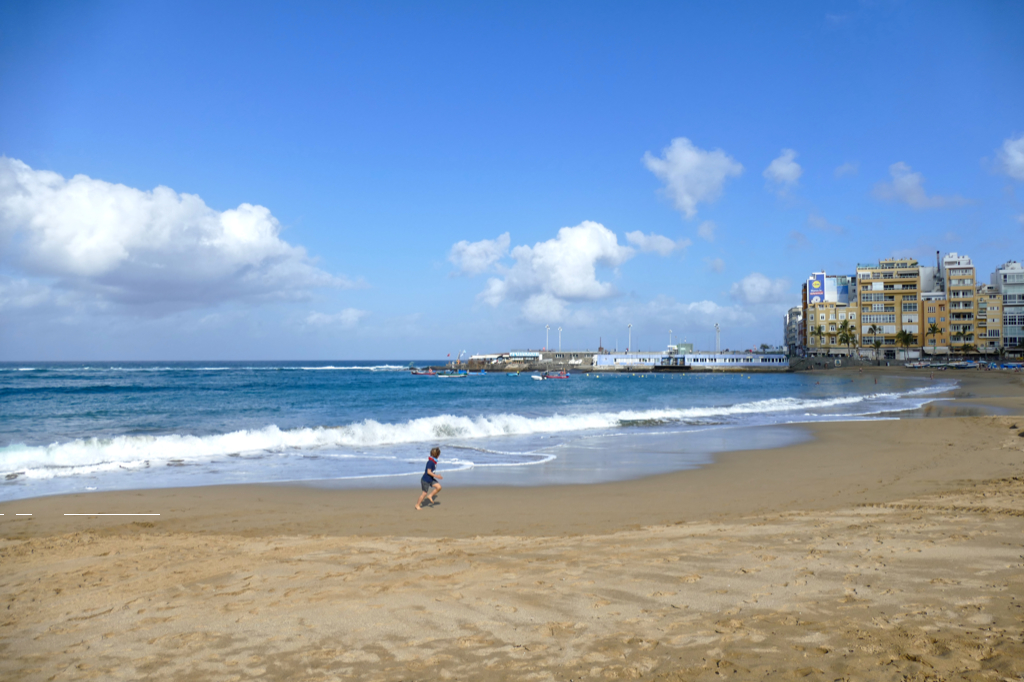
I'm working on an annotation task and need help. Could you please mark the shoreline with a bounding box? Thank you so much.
[2,369,1020,540]
[2,369,1023,680]
[0,365,986,507]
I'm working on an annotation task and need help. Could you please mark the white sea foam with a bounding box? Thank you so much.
[0,385,949,480]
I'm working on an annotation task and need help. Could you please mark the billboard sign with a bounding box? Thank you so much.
[808,274,825,303]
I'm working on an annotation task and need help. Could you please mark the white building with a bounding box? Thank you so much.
[992,261,1024,350]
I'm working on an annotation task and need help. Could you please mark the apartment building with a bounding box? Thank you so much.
[856,258,925,361]
[784,306,803,354]
[976,283,1003,354]
[802,272,857,356]
[992,260,1024,350]
[940,252,977,349]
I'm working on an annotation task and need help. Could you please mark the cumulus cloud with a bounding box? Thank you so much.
[624,230,691,256]
[643,137,743,218]
[305,309,368,328]
[629,296,756,329]
[705,257,725,273]
[807,213,845,234]
[448,232,510,275]
[730,273,790,305]
[477,220,633,322]
[763,149,802,193]
[999,134,1024,181]
[872,162,967,209]
[0,157,357,312]
[697,220,716,242]
[834,161,859,178]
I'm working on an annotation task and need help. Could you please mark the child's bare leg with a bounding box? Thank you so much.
[426,483,442,503]
[415,491,429,510]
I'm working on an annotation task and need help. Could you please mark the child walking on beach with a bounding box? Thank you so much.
[415,447,443,510]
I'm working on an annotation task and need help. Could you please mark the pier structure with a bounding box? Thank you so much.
[464,347,789,373]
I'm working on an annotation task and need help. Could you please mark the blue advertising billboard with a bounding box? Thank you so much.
[807,274,825,303]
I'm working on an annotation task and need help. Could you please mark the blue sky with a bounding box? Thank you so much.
[1,0,1022,360]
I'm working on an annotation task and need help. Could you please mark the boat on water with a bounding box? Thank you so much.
[532,370,569,381]
[410,368,436,376]
[436,370,468,378]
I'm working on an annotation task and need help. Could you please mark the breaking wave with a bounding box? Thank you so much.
[0,386,947,481]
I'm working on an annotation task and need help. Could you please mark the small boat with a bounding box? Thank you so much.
[533,370,569,381]
[411,368,436,376]
[531,374,544,381]
[507,371,520,376]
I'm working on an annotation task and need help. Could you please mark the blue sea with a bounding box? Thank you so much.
[0,362,954,502]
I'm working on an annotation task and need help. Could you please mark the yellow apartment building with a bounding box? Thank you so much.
[942,252,977,351]
[976,283,1003,355]
[856,258,923,361]
[804,300,857,356]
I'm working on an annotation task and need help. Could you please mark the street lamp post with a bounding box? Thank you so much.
[669,329,673,348]
[627,324,632,353]
[558,327,562,351]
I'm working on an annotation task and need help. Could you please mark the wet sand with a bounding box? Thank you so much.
[2,369,1023,680]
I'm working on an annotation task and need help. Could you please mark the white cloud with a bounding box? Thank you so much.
[624,230,691,256]
[763,149,802,193]
[872,162,967,209]
[448,232,510,275]
[705,257,725,273]
[1017,214,1024,228]
[521,293,567,322]
[0,158,358,312]
[477,220,634,322]
[998,134,1024,181]
[834,161,859,178]
[807,213,845,234]
[730,272,789,305]
[305,309,368,328]
[643,137,743,218]
[697,220,716,242]
[629,296,756,329]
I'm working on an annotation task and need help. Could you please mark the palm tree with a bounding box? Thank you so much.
[867,324,881,363]
[926,323,941,361]
[811,325,826,356]
[872,338,883,365]
[894,329,917,362]
[837,320,857,359]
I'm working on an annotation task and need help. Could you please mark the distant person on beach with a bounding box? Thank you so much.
[415,447,443,510]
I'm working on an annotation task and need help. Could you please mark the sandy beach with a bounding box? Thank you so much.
[2,367,1023,681]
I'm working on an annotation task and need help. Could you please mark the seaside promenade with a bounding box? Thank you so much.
[2,367,1022,681]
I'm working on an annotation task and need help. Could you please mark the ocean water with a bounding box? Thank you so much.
[0,361,953,502]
